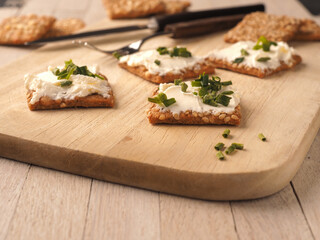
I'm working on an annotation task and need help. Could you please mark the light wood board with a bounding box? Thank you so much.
[0,19,319,200]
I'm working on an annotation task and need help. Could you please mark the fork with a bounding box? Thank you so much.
[72,31,171,57]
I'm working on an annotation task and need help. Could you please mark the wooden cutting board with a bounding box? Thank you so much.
[0,19,319,200]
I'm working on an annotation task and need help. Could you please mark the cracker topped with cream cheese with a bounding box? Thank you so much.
[118,46,215,84]
[207,36,302,78]
[24,60,114,110]
[147,73,241,125]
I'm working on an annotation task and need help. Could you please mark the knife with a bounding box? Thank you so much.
[25,4,264,45]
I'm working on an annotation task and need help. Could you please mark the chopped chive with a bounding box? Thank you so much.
[157,46,192,58]
[148,92,176,107]
[225,145,235,155]
[257,57,271,62]
[60,80,73,87]
[157,47,169,55]
[174,79,182,85]
[180,82,188,92]
[233,57,244,64]
[241,48,249,56]
[216,151,225,160]
[214,142,225,151]
[258,133,266,141]
[221,91,234,95]
[193,92,198,95]
[253,36,278,52]
[222,129,230,138]
[221,81,232,86]
[191,80,202,87]
[112,51,122,60]
[231,143,244,150]
[154,59,161,65]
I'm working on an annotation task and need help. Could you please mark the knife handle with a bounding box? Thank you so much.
[165,14,245,38]
[150,3,265,31]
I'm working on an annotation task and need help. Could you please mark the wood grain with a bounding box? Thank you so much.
[231,185,314,239]
[160,195,238,240]
[83,181,160,240]
[5,167,91,240]
[292,131,320,239]
[0,158,29,240]
[0,0,320,238]
[0,17,319,200]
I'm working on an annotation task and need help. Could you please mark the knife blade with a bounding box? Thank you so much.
[25,3,264,45]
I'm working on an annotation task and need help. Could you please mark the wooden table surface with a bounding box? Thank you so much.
[0,0,319,239]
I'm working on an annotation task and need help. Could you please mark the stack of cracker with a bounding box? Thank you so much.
[0,14,85,45]
[102,0,191,19]
[224,12,320,43]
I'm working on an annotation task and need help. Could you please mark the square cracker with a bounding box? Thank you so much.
[293,19,320,41]
[118,61,215,84]
[163,0,191,14]
[147,100,241,125]
[207,55,302,78]
[0,14,56,45]
[44,18,85,38]
[224,12,301,43]
[26,74,114,111]
[102,0,165,19]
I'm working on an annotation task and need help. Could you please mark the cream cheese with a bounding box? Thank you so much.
[157,81,240,114]
[119,49,204,76]
[24,65,111,104]
[207,41,296,70]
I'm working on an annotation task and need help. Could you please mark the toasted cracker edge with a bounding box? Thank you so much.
[207,55,302,78]
[118,61,215,83]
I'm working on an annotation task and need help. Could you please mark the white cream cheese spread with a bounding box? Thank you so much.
[24,65,111,104]
[119,49,204,76]
[207,41,296,70]
[157,81,240,114]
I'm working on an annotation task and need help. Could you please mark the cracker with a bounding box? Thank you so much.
[224,12,301,43]
[0,14,56,45]
[102,0,165,19]
[119,61,215,84]
[26,74,114,111]
[293,19,320,41]
[147,103,241,125]
[44,18,85,38]
[163,0,191,14]
[207,55,302,78]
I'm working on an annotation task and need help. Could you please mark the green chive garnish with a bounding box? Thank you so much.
[112,51,122,59]
[154,59,161,65]
[156,46,192,58]
[216,151,225,160]
[193,92,198,95]
[241,48,249,56]
[231,143,244,150]
[258,133,266,141]
[253,36,278,52]
[225,145,235,155]
[222,129,230,138]
[52,59,103,80]
[233,57,244,64]
[60,80,72,87]
[148,92,176,107]
[215,142,225,151]
[174,79,182,85]
[180,82,188,92]
[257,57,271,62]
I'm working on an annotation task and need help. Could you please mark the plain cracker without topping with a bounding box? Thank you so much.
[102,0,165,19]
[26,74,114,111]
[207,55,302,78]
[0,14,56,45]
[294,19,320,41]
[44,18,85,38]
[224,12,301,43]
[119,61,215,84]
[163,0,190,14]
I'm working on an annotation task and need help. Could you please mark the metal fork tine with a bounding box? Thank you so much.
[72,31,171,56]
